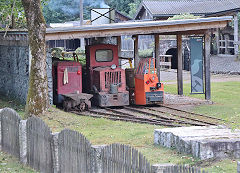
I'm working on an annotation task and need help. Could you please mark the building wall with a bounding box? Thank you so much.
[0,32,53,104]
[0,45,29,103]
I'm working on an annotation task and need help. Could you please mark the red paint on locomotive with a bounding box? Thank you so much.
[85,44,129,107]
[53,61,82,105]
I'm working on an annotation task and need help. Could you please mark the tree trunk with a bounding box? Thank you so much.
[22,0,49,116]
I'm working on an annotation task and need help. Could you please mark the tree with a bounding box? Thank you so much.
[21,0,49,116]
[0,0,26,29]
[128,0,141,18]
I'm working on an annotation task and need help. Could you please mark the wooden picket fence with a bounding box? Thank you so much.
[0,107,210,173]
[163,165,207,173]
[1,108,21,159]
[27,116,53,172]
[101,143,152,173]
[58,129,92,173]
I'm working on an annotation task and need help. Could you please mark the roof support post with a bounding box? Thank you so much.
[177,35,183,96]
[204,31,211,100]
[80,0,85,49]
[234,13,239,57]
[216,28,220,55]
[155,34,160,82]
[117,36,121,57]
[134,35,139,69]
[117,36,122,67]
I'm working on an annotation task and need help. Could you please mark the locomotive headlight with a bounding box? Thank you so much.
[111,64,117,70]
[156,83,161,89]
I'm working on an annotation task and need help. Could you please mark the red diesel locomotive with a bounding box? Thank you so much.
[53,44,129,111]
[85,44,129,107]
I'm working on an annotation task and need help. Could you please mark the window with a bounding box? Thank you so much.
[95,49,113,62]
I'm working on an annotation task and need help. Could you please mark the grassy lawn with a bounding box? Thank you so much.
[0,80,239,172]
[0,151,36,173]
[164,81,240,129]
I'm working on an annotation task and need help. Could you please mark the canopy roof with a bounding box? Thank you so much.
[46,16,232,40]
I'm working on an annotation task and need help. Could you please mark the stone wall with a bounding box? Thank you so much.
[0,45,29,103]
[0,32,53,104]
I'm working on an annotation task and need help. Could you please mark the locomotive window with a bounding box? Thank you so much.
[95,49,113,62]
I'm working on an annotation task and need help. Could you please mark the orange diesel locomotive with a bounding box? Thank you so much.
[134,58,164,105]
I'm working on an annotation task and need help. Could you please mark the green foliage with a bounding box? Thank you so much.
[75,47,86,65]
[168,13,201,21]
[0,0,26,29]
[43,0,81,24]
[42,0,140,24]
[128,0,141,18]
[42,0,101,24]
[139,48,153,58]
[51,47,86,65]
[51,47,64,58]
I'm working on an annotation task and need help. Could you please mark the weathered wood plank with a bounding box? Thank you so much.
[204,32,211,100]
[1,108,21,159]
[46,17,231,40]
[155,34,160,82]
[101,143,152,173]
[177,35,183,96]
[58,129,92,173]
[26,116,53,173]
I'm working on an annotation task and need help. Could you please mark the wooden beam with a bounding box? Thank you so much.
[234,13,239,56]
[216,28,220,54]
[155,34,160,82]
[134,35,139,69]
[177,35,183,96]
[204,32,211,100]
[46,20,229,41]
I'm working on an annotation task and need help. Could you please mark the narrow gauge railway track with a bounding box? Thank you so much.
[105,107,205,126]
[160,105,223,121]
[129,105,223,126]
[71,103,222,127]
[71,109,181,127]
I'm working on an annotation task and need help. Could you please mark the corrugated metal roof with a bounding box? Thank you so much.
[142,0,240,17]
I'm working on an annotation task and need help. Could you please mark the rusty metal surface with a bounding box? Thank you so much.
[95,92,129,107]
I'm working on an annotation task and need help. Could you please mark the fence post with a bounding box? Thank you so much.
[91,145,106,173]
[237,161,240,173]
[52,132,59,173]
[19,120,27,164]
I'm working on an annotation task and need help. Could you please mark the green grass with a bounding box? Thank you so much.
[0,96,25,118]
[0,151,36,173]
[164,81,240,172]
[0,81,240,172]
[43,108,199,164]
[164,81,240,129]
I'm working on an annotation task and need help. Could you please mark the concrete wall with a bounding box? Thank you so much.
[0,45,29,103]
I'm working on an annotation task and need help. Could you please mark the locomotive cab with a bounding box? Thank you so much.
[85,44,129,107]
[135,58,164,105]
